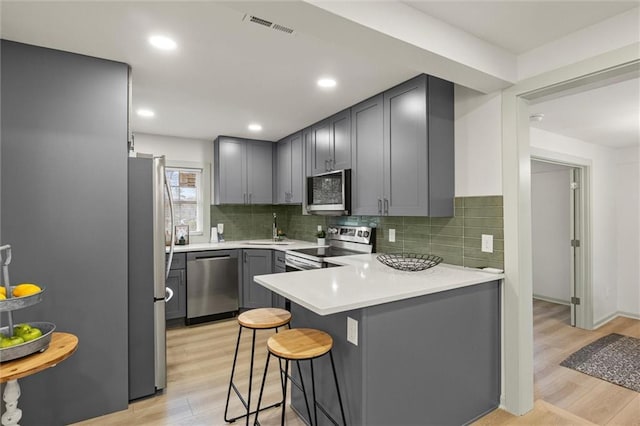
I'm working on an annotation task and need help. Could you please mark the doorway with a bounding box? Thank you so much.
[531,159,587,328]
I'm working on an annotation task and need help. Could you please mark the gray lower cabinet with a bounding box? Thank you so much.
[275,131,303,204]
[241,249,274,309]
[351,74,454,217]
[214,136,273,204]
[310,108,351,175]
[272,251,287,308]
[165,253,186,320]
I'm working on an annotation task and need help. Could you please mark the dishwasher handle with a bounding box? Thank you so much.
[193,255,232,262]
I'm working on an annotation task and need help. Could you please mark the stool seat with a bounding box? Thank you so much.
[267,328,333,360]
[237,307,292,329]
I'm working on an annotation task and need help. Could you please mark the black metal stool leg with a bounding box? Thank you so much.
[280,359,289,426]
[224,325,243,422]
[296,360,313,424]
[329,350,347,426]
[310,358,318,426]
[253,351,272,426]
[245,329,257,426]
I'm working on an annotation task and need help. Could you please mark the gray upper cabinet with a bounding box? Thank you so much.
[214,136,273,204]
[275,131,303,204]
[351,94,384,216]
[310,109,351,175]
[352,75,454,217]
[383,75,454,217]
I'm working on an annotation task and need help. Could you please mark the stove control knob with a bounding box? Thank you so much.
[364,231,370,238]
[357,231,363,237]
[328,227,338,234]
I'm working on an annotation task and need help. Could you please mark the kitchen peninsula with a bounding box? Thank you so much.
[255,255,503,425]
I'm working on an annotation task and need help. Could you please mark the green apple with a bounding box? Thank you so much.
[13,323,32,337]
[21,327,42,342]
[0,335,24,348]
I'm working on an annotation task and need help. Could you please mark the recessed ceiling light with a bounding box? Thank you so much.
[317,78,337,88]
[248,123,262,132]
[529,113,545,122]
[148,35,177,51]
[137,108,155,118]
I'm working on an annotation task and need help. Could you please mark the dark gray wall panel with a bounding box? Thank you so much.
[1,41,128,424]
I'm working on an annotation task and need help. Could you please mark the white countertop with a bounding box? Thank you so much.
[255,253,504,316]
[168,239,323,253]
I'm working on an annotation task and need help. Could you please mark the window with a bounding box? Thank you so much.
[165,167,203,235]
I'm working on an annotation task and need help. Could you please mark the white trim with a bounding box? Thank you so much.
[501,44,639,416]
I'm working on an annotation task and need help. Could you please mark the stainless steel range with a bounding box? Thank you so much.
[285,225,375,271]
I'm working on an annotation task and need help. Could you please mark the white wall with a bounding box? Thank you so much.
[134,132,213,243]
[615,146,640,317]
[530,128,624,323]
[517,7,640,81]
[454,85,503,196]
[531,165,572,303]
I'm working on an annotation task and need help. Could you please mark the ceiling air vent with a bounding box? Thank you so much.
[243,14,295,35]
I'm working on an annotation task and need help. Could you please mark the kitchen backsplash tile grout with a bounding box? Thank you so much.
[211,196,504,269]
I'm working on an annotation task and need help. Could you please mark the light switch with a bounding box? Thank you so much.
[347,317,358,346]
[481,234,494,253]
[388,229,396,242]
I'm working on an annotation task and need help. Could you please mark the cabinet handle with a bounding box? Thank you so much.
[384,198,389,215]
[378,199,382,215]
[249,193,252,204]
[325,160,329,171]
[329,158,334,170]
[244,252,247,263]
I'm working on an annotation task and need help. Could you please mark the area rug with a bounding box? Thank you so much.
[560,333,640,392]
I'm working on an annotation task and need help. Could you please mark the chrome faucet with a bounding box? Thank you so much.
[272,212,278,241]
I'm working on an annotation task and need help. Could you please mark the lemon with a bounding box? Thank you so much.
[0,293,5,300]
[12,283,41,297]
[0,287,6,296]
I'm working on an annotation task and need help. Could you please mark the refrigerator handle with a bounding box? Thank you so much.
[165,172,175,280]
[165,287,174,302]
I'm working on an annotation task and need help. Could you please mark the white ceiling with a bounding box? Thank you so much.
[1,1,638,147]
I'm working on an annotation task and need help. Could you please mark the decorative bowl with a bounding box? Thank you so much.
[0,285,46,312]
[0,321,56,362]
[377,253,443,272]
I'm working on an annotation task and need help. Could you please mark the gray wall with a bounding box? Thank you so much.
[1,40,129,424]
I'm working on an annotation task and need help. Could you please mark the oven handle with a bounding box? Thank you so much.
[285,256,321,271]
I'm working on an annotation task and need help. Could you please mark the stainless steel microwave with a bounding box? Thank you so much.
[306,169,351,215]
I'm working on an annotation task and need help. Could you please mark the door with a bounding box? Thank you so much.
[569,167,582,327]
[276,137,292,204]
[351,94,384,215]
[242,249,273,308]
[312,119,332,175]
[330,109,352,171]
[383,75,429,216]
[247,141,273,204]
[217,137,246,204]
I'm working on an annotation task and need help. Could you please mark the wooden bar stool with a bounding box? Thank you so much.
[253,328,347,426]
[224,308,292,425]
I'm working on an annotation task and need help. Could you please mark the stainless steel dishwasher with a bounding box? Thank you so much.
[186,250,239,324]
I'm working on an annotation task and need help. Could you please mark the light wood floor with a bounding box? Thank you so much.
[75,300,639,426]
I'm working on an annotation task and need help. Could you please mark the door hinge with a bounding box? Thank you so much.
[571,296,581,305]
[570,239,581,248]
[570,182,579,190]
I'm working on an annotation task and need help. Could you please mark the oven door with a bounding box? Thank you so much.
[285,254,323,271]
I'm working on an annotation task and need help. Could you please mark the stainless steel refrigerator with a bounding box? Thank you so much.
[128,153,174,400]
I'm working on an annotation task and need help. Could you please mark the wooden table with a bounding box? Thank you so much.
[0,332,78,426]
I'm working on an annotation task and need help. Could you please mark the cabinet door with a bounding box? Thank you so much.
[276,137,292,204]
[247,141,273,204]
[216,137,247,204]
[330,109,351,171]
[165,269,186,320]
[311,119,331,175]
[351,95,384,216]
[383,75,429,216]
[290,132,304,203]
[242,249,273,309]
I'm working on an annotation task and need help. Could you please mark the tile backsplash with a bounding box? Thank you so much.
[211,196,504,269]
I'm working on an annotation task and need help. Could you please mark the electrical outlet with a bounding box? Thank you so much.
[389,229,396,243]
[347,317,358,346]
[481,234,493,253]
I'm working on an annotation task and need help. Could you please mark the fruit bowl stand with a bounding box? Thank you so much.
[0,245,78,426]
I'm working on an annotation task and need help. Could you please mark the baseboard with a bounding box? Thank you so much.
[533,295,570,306]
[593,310,640,328]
